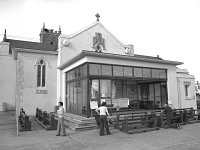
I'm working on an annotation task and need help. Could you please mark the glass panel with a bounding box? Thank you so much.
[143,68,151,78]
[161,82,167,108]
[148,84,154,109]
[66,84,70,111]
[151,69,159,78]
[69,83,74,112]
[37,65,41,87]
[77,81,82,115]
[123,80,127,98]
[77,66,82,78]
[82,64,87,77]
[100,80,111,98]
[69,70,75,80]
[159,69,167,79]
[74,69,78,79]
[134,67,142,77]
[113,66,123,76]
[74,66,82,79]
[155,83,161,108]
[74,82,78,113]
[127,81,137,101]
[91,80,99,100]
[101,65,112,76]
[66,73,69,81]
[82,80,87,116]
[123,67,133,77]
[42,65,45,87]
[100,80,111,108]
[148,84,154,101]
[140,84,149,109]
[89,64,101,75]
[112,80,123,98]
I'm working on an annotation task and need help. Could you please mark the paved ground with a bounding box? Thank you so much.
[1,111,200,150]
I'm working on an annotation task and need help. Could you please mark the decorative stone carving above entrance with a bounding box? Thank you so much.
[93,32,105,53]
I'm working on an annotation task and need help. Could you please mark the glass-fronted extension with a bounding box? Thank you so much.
[66,63,168,118]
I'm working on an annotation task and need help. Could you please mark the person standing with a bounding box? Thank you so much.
[56,102,66,136]
[95,102,111,136]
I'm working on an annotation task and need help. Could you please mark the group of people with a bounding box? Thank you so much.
[56,101,180,137]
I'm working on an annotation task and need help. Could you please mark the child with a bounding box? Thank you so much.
[95,102,111,136]
[56,102,66,136]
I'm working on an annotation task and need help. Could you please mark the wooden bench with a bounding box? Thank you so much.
[182,108,200,124]
[114,111,147,129]
[18,109,31,131]
[114,111,159,134]
[156,109,183,128]
[121,113,159,134]
[35,108,58,130]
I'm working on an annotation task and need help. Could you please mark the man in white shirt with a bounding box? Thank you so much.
[95,102,111,136]
[56,102,66,136]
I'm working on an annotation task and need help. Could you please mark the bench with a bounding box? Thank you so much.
[35,108,58,130]
[114,111,159,133]
[157,109,183,128]
[121,113,159,134]
[182,108,200,124]
[114,111,147,129]
[18,109,31,131]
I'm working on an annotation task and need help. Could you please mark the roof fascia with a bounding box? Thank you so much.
[58,51,183,70]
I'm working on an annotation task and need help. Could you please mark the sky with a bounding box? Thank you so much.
[0,0,200,81]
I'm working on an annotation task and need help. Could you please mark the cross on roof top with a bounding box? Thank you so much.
[95,13,100,21]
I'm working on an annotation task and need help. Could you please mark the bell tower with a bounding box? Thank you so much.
[39,23,61,49]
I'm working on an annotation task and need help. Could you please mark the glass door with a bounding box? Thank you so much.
[100,80,112,111]
[90,79,100,117]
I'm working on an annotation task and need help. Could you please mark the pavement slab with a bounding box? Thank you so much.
[1,111,200,150]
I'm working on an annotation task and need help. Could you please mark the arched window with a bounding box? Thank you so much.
[37,59,46,87]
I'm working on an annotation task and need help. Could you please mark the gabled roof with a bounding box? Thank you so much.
[58,50,183,70]
[5,39,57,53]
[59,21,125,47]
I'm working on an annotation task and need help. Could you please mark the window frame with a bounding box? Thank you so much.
[37,59,46,88]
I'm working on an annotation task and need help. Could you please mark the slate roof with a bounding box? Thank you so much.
[5,39,57,53]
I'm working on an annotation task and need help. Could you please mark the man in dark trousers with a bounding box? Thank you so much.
[95,102,111,136]
[162,104,180,129]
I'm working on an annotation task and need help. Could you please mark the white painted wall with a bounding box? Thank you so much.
[0,42,16,111]
[17,52,57,115]
[177,69,196,109]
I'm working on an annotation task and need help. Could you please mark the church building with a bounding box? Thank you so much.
[0,15,197,117]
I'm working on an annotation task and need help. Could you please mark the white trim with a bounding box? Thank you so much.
[62,73,66,111]
[62,57,88,73]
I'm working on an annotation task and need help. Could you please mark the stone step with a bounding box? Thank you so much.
[54,114,98,131]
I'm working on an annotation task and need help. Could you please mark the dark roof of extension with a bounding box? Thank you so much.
[58,50,183,70]
[5,39,57,53]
